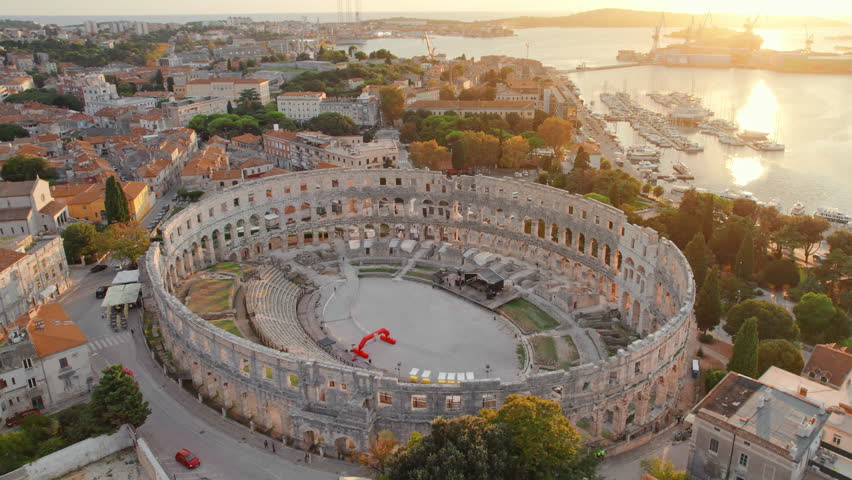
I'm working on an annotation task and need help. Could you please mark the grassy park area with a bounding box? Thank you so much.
[531,336,558,367]
[359,267,398,274]
[498,298,559,333]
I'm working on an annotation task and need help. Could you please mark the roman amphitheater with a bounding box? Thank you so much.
[141,168,694,458]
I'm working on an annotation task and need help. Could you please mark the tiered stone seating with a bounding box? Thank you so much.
[246,267,337,363]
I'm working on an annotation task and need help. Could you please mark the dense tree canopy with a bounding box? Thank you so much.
[95,221,151,266]
[536,117,573,160]
[379,86,405,125]
[758,339,804,376]
[0,124,29,142]
[409,140,452,170]
[61,222,100,263]
[728,317,759,378]
[724,299,799,341]
[104,177,130,224]
[306,112,359,136]
[696,265,722,333]
[794,293,846,345]
[760,258,800,290]
[684,232,713,290]
[88,364,151,433]
[0,155,57,181]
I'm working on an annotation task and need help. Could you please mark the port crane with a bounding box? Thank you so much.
[651,13,665,52]
[803,26,814,54]
[695,11,712,43]
[424,32,437,61]
[743,12,762,36]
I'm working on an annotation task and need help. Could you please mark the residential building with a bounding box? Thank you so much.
[276,91,379,126]
[0,179,69,236]
[0,303,92,421]
[49,181,153,224]
[262,129,397,170]
[759,366,852,479]
[212,44,266,60]
[405,99,536,119]
[804,344,852,390]
[230,133,262,152]
[161,96,229,128]
[686,372,828,480]
[0,235,69,327]
[183,78,270,104]
[179,144,229,191]
[238,156,273,179]
[82,75,157,116]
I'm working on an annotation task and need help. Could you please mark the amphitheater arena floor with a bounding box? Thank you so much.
[323,277,522,381]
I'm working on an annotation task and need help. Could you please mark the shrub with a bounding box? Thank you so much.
[698,333,715,344]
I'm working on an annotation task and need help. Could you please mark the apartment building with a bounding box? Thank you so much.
[405,99,535,119]
[161,96,229,128]
[82,75,157,116]
[0,179,69,236]
[276,91,379,126]
[183,78,270,104]
[0,235,69,327]
[262,129,397,171]
[687,372,828,480]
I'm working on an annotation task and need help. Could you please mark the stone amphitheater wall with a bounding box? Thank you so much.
[143,169,694,453]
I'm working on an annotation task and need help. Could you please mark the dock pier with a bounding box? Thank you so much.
[558,63,642,74]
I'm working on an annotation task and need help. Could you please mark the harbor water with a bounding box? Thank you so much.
[365,27,852,214]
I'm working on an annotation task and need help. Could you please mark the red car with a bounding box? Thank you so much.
[5,408,41,427]
[175,449,200,469]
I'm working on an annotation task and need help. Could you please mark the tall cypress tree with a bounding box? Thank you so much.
[104,176,129,224]
[735,229,755,280]
[684,232,711,290]
[695,265,722,333]
[728,317,759,378]
[701,195,715,241]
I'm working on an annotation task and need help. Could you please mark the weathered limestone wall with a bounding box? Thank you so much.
[143,169,694,453]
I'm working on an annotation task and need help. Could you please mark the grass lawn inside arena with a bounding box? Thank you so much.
[210,319,243,338]
[185,278,234,313]
[498,298,559,333]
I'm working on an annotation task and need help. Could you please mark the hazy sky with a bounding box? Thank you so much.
[6,0,852,19]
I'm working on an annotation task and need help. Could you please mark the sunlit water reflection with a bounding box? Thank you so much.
[727,156,767,186]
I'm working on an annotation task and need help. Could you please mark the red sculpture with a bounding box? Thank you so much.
[352,328,396,360]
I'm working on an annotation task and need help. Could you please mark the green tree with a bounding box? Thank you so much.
[734,229,755,280]
[95,221,151,266]
[166,76,175,92]
[536,117,573,161]
[306,112,359,136]
[653,184,665,197]
[380,86,405,125]
[695,265,722,333]
[728,317,759,378]
[0,155,57,181]
[499,135,530,168]
[152,69,165,89]
[724,299,799,341]
[758,339,804,376]
[61,222,100,263]
[790,216,831,264]
[387,416,513,480]
[760,258,800,290]
[235,88,262,115]
[439,85,456,100]
[704,369,727,392]
[0,124,29,141]
[104,176,130,224]
[354,51,367,60]
[641,456,687,480]
[358,430,398,477]
[684,232,713,290]
[88,364,151,433]
[490,394,581,476]
[794,293,840,345]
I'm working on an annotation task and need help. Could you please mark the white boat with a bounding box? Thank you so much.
[636,161,659,170]
[683,142,704,153]
[721,189,759,202]
[814,207,851,224]
[626,145,661,162]
[757,142,785,151]
[739,129,769,141]
[789,201,806,216]
[719,135,746,146]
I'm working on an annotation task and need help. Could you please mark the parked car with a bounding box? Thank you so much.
[90,264,108,273]
[95,286,109,299]
[175,449,200,469]
[5,409,41,427]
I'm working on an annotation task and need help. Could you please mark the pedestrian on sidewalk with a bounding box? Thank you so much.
[264,440,268,449]
[272,443,276,453]
[130,328,134,335]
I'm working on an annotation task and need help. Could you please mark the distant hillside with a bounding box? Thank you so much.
[491,9,847,28]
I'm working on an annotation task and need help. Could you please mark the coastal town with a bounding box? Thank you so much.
[0,9,851,480]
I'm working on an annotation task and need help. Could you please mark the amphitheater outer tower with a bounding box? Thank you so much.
[142,168,695,454]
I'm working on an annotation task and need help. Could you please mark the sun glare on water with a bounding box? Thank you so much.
[726,156,766,186]
[736,80,779,137]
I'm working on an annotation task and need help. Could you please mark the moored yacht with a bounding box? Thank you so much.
[814,207,851,224]
[626,145,662,162]
[789,201,805,216]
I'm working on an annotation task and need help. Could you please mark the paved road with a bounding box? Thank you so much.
[598,429,691,480]
[59,267,356,480]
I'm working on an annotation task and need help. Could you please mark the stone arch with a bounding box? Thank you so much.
[577,233,586,254]
[334,436,356,461]
[236,219,246,238]
[590,238,599,258]
[249,214,261,235]
[564,227,573,247]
